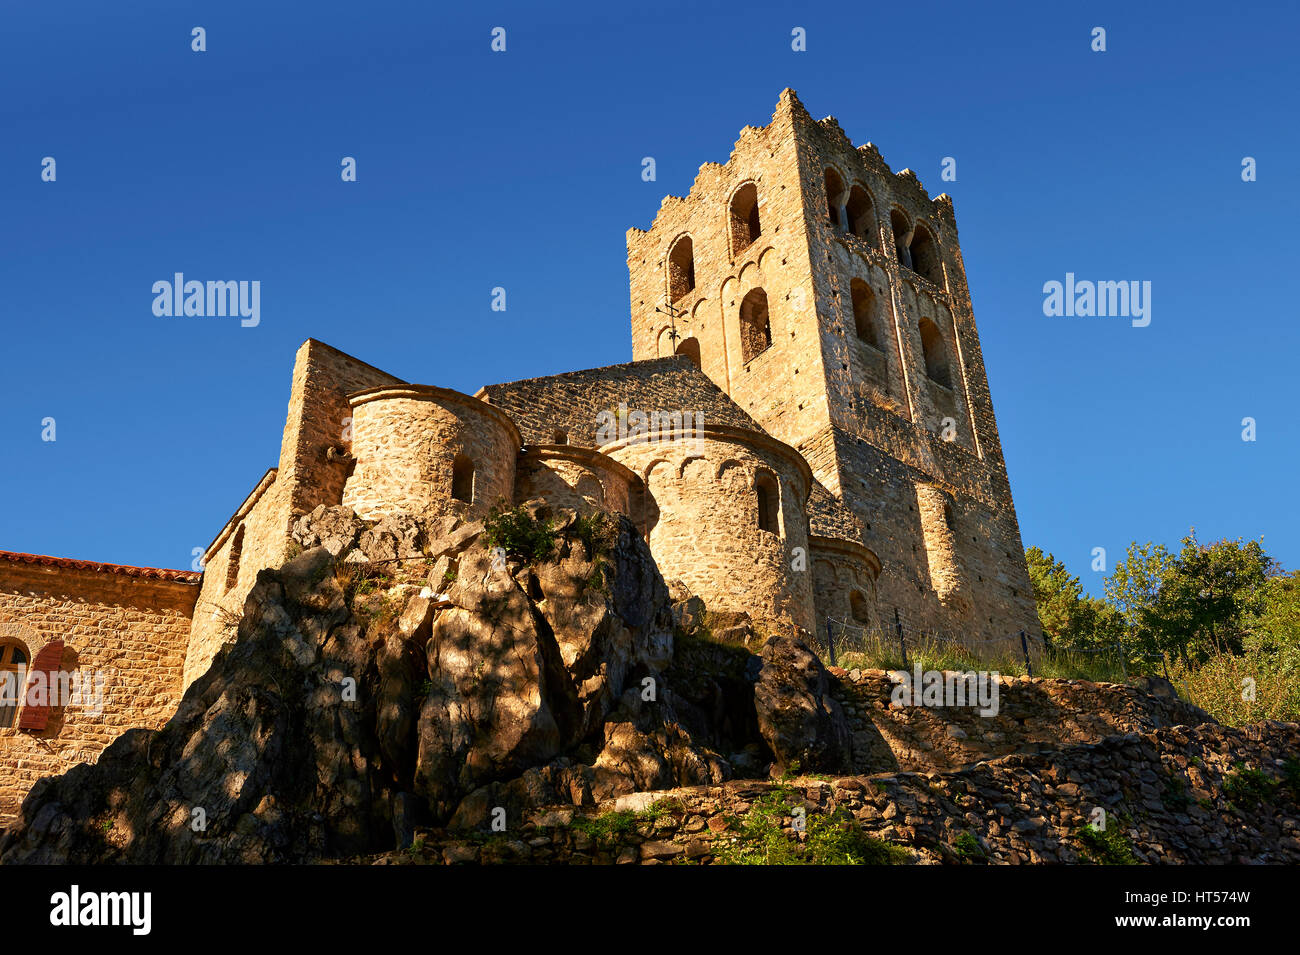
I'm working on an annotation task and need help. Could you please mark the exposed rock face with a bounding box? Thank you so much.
[291,503,367,557]
[1,502,1275,866]
[754,635,852,774]
[0,505,739,863]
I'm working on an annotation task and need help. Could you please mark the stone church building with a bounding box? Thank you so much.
[0,90,1039,825]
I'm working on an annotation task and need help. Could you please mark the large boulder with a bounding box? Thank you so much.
[414,510,683,823]
[291,504,367,557]
[753,635,852,775]
[0,505,790,863]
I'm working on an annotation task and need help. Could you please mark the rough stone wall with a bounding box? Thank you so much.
[828,669,1214,775]
[370,720,1300,866]
[186,340,406,688]
[278,339,406,517]
[811,540,882,637]
[479,356,761,449]
[832,427,1038,642]
[626,90,1037,645]
[626,90,830,453]
[185,470,285,689]
[0,562,198,826]
[342,386,520,523]
[606,431,815,634]
[514,447,637,522]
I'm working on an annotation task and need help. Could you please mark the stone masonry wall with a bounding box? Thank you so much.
[185,340,405,689]
[342,386,520,523]
[606,430,815,634]
[828,669,1214,775]
[373,720,1300,865]
[626,90,830,454]
[480,356,762,449]
[515,447,638,523]
[184,470,286,689]
[0,561,198,826]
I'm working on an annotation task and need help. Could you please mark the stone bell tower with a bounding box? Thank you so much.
[626,89,1040,645]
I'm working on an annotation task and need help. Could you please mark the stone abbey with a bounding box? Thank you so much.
[0,90,1039,825]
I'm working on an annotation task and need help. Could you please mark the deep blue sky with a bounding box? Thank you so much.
[2,1,1296,594]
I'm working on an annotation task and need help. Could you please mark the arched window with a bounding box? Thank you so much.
[0,639,28,729]
[452,454,475,503]
[224,524,245,593]
[850,279,878,348]
[910,225,942,284]
[849,590,873,625]
[675,337,701,369]
[846,185,876,243]
[755,471,780,534]
[668,236,695,302]
[824,168,846,229]
[739,288,772,363]
[890,209,912,269]
[919,317,951,388]
[729,183,761,253]
[552,428,569,445]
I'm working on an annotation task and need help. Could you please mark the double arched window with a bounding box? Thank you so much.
[889,211,943,285]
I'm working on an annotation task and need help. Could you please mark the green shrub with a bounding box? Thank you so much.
[953,830,984,861]
[1223,764,1277,809]
[482,504,557,564]
[1161,773,1190,812]
[572,511,617,558]
[713,788,909,866]
[1075,821,1139,865]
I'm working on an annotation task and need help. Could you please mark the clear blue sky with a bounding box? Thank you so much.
[2,1,1296,595]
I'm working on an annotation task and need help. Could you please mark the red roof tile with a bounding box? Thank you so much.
[0,550,201,584]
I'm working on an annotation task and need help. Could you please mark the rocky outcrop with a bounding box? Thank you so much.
[0,504,745,863]
[754,636,852,774]
[363,720,1300,866]
[1,503,1285,866]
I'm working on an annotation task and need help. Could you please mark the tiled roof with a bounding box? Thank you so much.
[479,356,767,445]
[0,550,202,584]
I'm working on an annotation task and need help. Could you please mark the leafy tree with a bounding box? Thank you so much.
[1025,547,1124,650]
[1245,569,1300,656]
[1103,541,1175,666]
[1025,546,1082,643]
[1152,533,1271,662]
